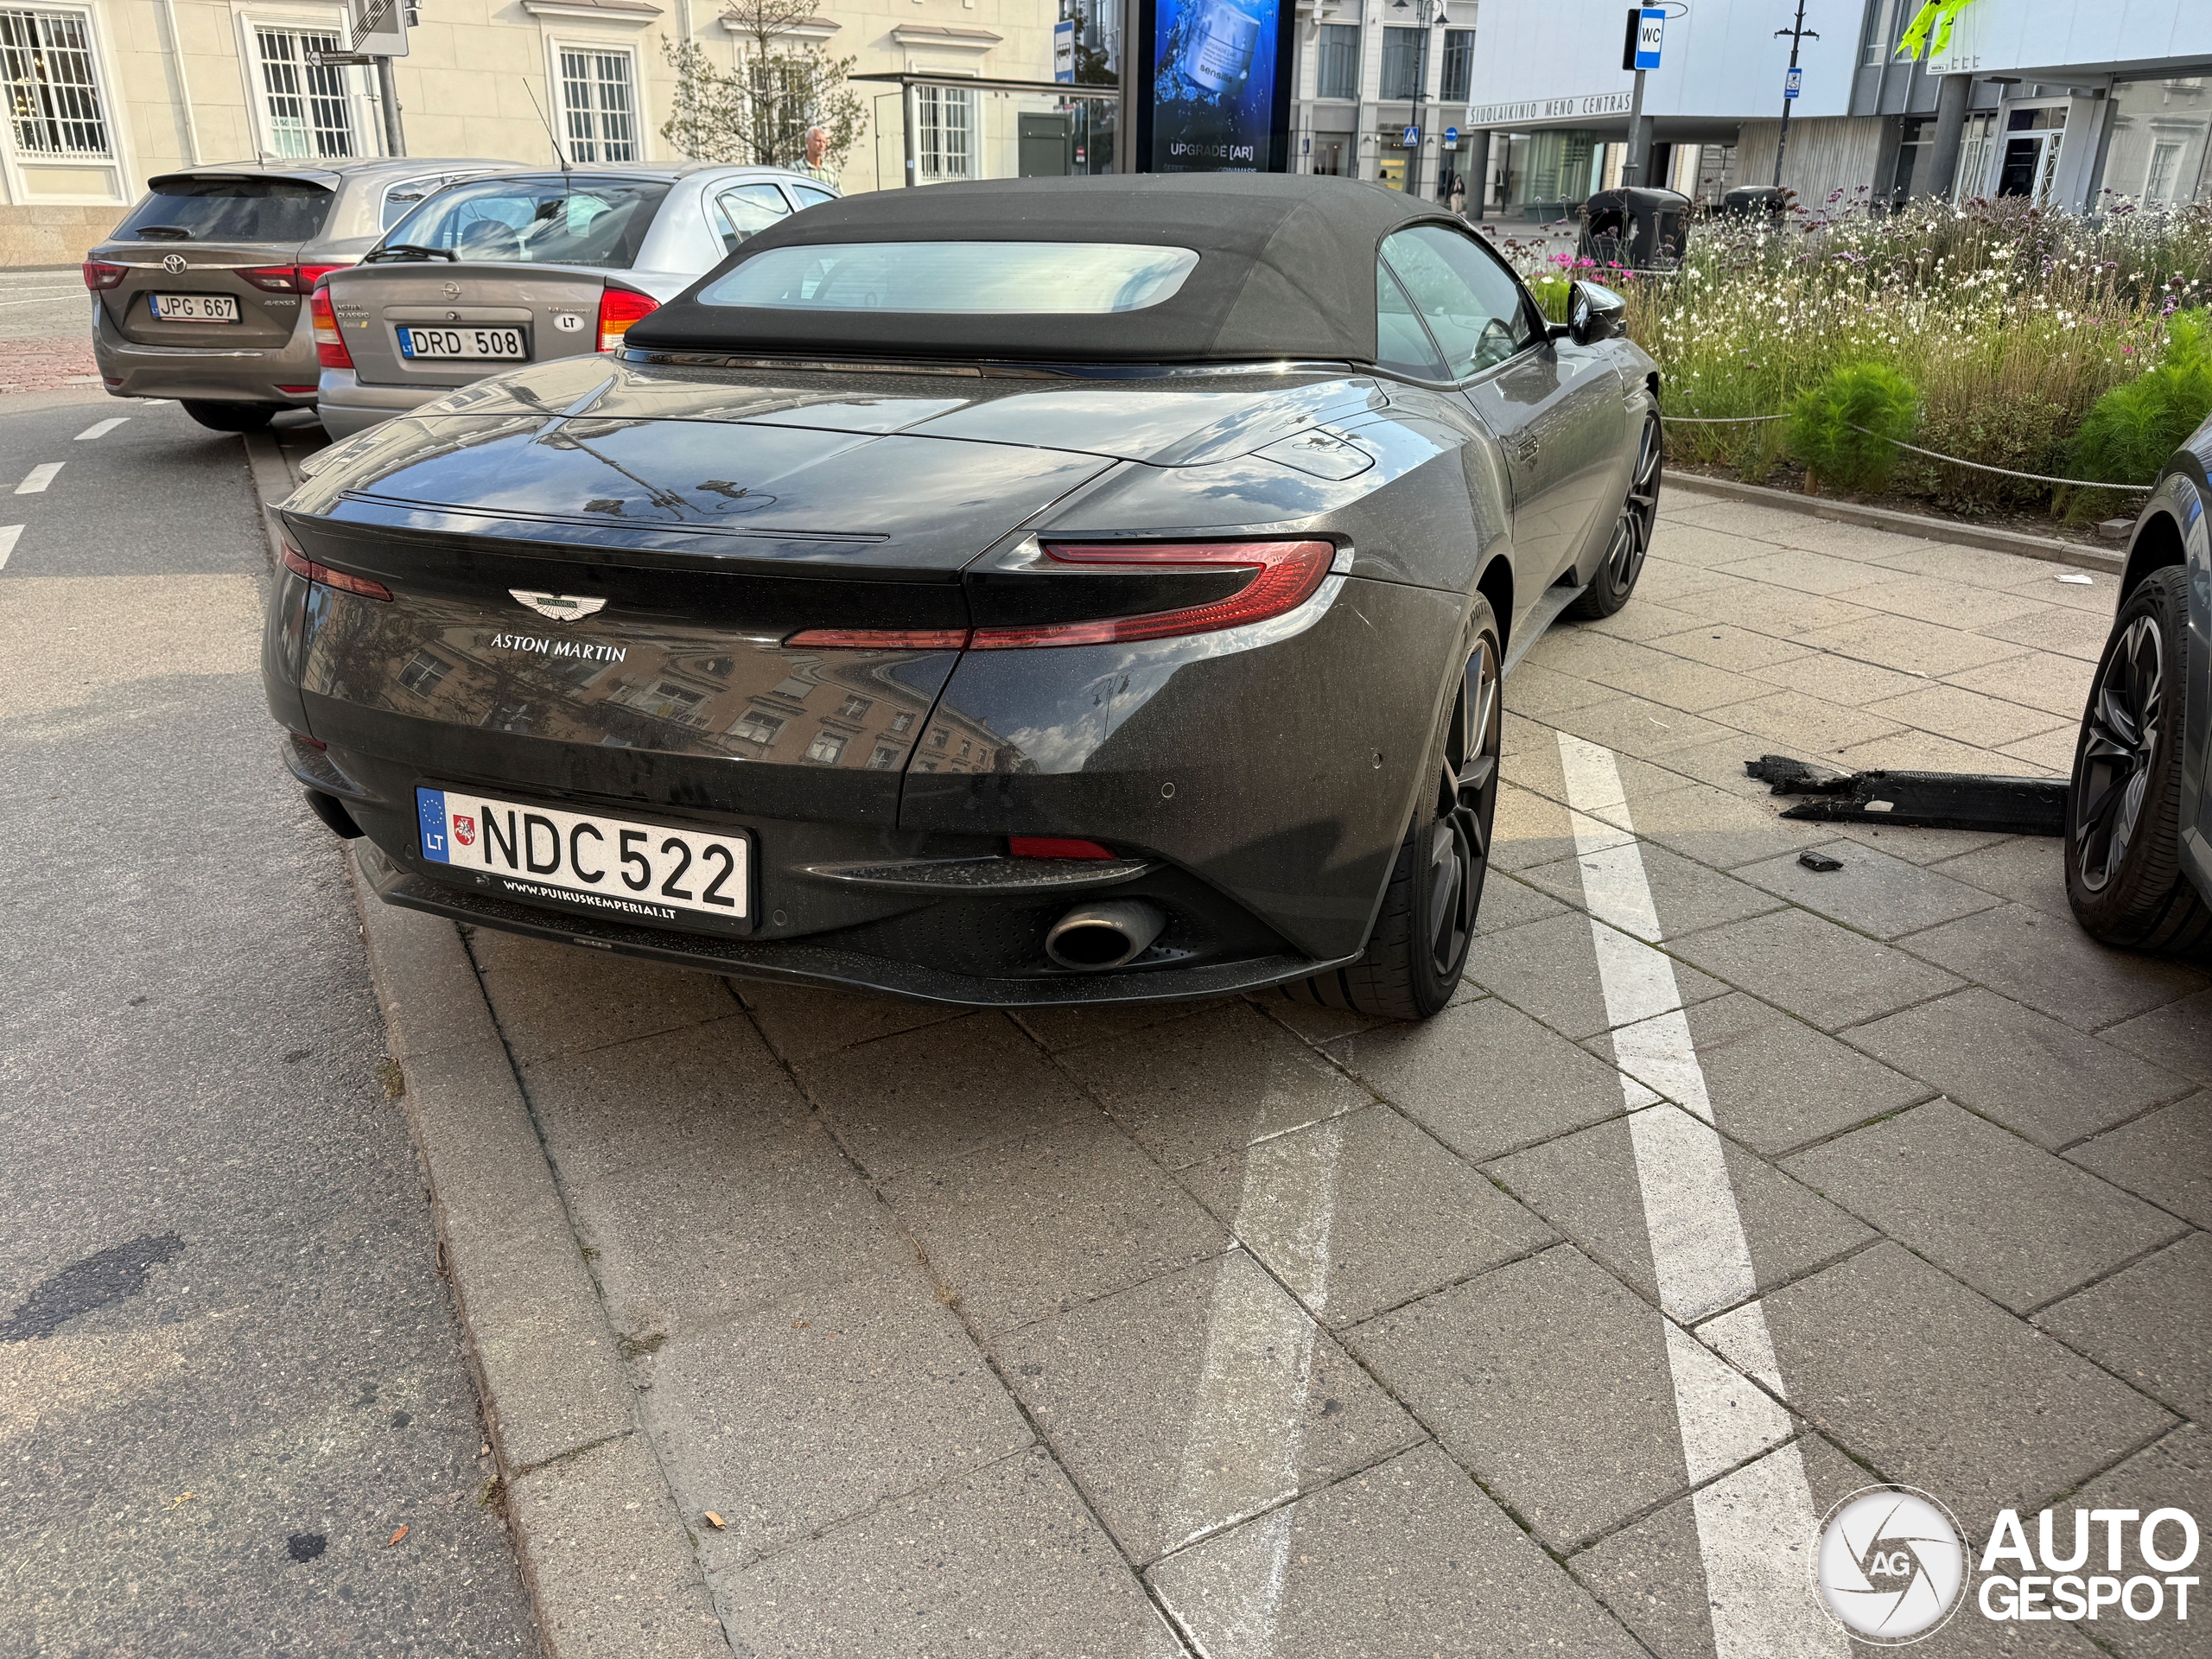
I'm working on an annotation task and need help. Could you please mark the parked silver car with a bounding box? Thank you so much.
[86,158,524,432]
[312,164,837,439]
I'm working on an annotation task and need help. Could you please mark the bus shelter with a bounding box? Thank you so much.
[851,73,1122,188]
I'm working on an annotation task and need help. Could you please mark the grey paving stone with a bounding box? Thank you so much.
[792,1012,1094,1179]
[1834,573,2055,631]
[1745,1243,2177,1517]
[1474,870,1572,936]
[1668,907,1965,1033]
[1832,726,2039,778]
[1698,582,1878,640]
[1147,1443,1648,1659]
[1863,683,2069,748]
[470,927,739,1062]
[1464,911,1731,1039]
[1571,1433,2104,1659]
[1545,691,1750,759]
[1594,778,1840,868]
[570,1117,911,1344]
[1846,990,2189,1148]
[1926,838,2073,916]
[1978,603,2112,663]
[1899,904,2207,1032]
[1587,992,1931,1156]
[2035,1232,2212,1422]
[1713,547,1889,594]
[2101,988,2212,1088]
[2067,1095,2212,1228]
[1328,995,1645,1163]
[1783,1101,2184,1314]
[1719,690,1908,757]
[1580,596,1714,644]
[1180,1105,1556,1326]
[734,978,959,1063]
[1732,840,2005,939]
[505,1431,728,1659]
[1503,658,1618,716]
[995,1249,1421,1564]
[1795,613,2028,678]
[1520,842,1784,943]
[1502,727,1705,817]
[1248,987,1382,1046]
[1491,779,1585,872]
[518,1014,808,1190]
[1821,822,2014,867]
[1012,996,1230,1054]
[1944,652,2100,719]
[2055,1426,2212,1659]
[1080,1000,1372,1172]
[641,1268,1033,1566]
[1749,649,1942,708]
[719,1446,1181,1659]
[1349,1247,1783,1550]
[1580,645,1776,714]
[1490,1107,1872,1313]
[1646,623,1814,671]
[880,1111,1230,1334]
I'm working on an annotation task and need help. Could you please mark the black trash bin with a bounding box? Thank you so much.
[1578,186,1693,269]
[1719,185,1789,224]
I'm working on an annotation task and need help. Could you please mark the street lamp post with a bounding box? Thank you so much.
[1394,0,1443,200]
[1773,0,1818,188]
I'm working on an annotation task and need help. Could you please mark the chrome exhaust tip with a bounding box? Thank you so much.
[1045,899,1166,971]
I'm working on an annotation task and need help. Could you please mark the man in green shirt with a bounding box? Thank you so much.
[801,126,840,190]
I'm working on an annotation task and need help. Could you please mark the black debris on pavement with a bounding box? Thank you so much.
[1745,755,2068,836]
[1798,850,1845,873]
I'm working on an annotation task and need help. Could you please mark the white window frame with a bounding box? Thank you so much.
[0,0,129,207]
[232,6,384,162]
[545,35,644,164]
[913,80,977,181]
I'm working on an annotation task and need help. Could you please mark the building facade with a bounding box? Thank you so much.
[0,0,1054,264]
[1456,0,2212,219]
[1289,0,1478,201]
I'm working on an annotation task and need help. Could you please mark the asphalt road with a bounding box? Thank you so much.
[0,393,534,1655]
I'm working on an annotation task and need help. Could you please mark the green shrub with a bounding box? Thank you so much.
[1893,398,2069,515]
[1785,362,1921,492]
[2064,308,2212,518]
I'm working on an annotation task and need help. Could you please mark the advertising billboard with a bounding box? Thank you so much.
[1135,0,1295,173]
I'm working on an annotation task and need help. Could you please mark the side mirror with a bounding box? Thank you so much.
[1568,279,1627,346]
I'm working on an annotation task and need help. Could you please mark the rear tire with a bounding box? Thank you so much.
[2065,568,2209,952]
[1567,410,1661,620]
[181,400,279,433]
[1283,598,1503,1021]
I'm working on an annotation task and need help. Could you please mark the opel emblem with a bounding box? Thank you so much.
[162,252,188,275]
[510,590,607,621]
[442,281,462,300]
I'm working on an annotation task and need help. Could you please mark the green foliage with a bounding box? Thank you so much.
[659,27,864,170]
[1785,362,1921,493]
[2064,308,2212,518]
[1893,398,2069,514]
[1529,272,1572,325]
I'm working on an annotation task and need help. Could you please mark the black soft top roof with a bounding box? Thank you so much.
[624,175,1465,365]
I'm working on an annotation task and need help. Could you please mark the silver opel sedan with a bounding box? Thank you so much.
[312,163,836,439]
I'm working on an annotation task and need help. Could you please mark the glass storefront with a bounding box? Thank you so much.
[2101,74,2212,205]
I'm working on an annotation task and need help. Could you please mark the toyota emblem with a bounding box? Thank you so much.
[442,281,461,300]
[162,252,188,275]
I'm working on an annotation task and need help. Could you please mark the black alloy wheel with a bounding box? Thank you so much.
[1285,599,1503,1020]
[2064,568,2209,951]
[1568,410,1662,620]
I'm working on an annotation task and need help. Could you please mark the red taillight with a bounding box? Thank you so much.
[82,260,125,290]
[784,627,970,651]
[1009,837,1117,861]
[240,262,350,292]
[310,285,352,370]
[282,537,391,601]
[597,283,658,352]
[969,541,1336,650]
[296,262,348,289]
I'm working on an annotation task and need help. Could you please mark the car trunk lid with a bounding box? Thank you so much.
[325,262,626,390]
[95,174,339,350]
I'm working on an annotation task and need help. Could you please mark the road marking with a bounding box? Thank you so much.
[74,417,128,441]
[0,289,82,307]
[0,524,20,569]
[1556,730,1846,1659]
[16,462,61,494]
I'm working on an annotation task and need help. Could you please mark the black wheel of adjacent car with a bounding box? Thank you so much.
[2065,568,2209,953]
[1567,410,1661,620]
[181,400,279,433]
[1287,598,1503,1021]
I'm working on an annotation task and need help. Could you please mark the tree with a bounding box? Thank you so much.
[659,7,865,171]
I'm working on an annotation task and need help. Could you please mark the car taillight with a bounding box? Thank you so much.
[784,628,969,651]
[310,285,353,370]
[969,541,1337,650]
[597,283,658,351]
[282,537,391,601]
[82,260,125,290]
[1009,837,1117,860]
[241,261,353,293]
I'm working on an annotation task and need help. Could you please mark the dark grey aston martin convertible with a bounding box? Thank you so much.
[264,176,1661,1019]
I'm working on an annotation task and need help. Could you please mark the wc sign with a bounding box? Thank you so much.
[1634,7,1663,69]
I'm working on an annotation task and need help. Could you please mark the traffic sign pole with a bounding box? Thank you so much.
[1621,7,1662,185]
[1772,0,1818,188]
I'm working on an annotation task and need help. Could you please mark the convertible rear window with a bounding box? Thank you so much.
[697,241,1201,314]
[380,176,673,270]
[116,179,333,244]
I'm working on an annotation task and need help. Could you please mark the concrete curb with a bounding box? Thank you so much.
[1667,468,2127,575]
[347,850,728,1658]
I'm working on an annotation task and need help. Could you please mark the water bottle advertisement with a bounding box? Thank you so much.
[1140,0,1294,172]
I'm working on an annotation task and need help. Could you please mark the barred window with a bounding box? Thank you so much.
[0,7,109,159]
[256,29,357,159]
[917,84,974,181]
[560,48,637,163]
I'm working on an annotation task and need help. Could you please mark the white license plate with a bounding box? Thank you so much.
[149,293,238,322]
[416,787,749,925]
[398,326,527,360]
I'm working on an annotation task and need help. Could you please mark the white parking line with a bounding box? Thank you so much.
[0,524,21,569]
[16,462,62,494]
[74,417,128,441]
[1555,731,1847,1659]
